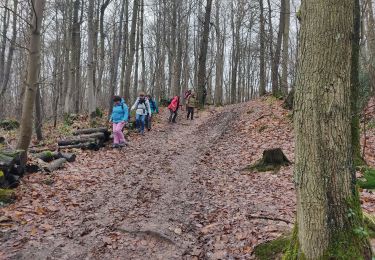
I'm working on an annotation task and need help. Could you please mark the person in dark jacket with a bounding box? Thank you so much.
[145,95,158,131]
[186,91,196,120]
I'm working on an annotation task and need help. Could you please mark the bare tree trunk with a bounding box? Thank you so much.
[0,0,18,97]
[17,0,46,150]
[214,1,224,106]
[97,0,111,97]
[120,0,129,99]
[169,0,178,96]
[140,0,146,93]
[366,0,375,93]
[108,0,125,116]
[266,0,276,95]
[270,0,285,96]
[0,0,9,89]
[259,0,266,96]
[286,0,371,258]
[281,0,290,96]
[197,0,213,108]
[133,25,140,98]
[230,3,238,104]
[87,0,96,119]
[64,0,80,114]
[34,85,43,141]
[124,0,139,101]
[172,6,183,97]
[74,3,83,113]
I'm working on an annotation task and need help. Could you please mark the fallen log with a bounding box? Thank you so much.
[0,153,15,169]
[58,142,99,151]
[58,138,96,146]
[26,164,40,173]
[73,127,108,135]
[44,158,67,173]
[0,149,26,176]
[72,127,110,141]
[29,146,58,154]
[78,132,105,140]
[59,152,76,162]
[33,151,61,162]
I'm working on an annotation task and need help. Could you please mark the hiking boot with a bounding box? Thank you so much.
[118,142,127,147]
[141,130,145,135]
[112,144,119,148]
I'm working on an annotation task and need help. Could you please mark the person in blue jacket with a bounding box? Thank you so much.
[145,94,158,131]
[109,96,128,147]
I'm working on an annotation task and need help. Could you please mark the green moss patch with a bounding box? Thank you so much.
[357,168,375,189]
[0,189,15,204]
[254,236,290,260]
[363,212,375,238]
[258,125,268,133]
[0,119,19,130]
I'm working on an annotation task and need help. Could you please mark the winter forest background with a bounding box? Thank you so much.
[0,0,302,120]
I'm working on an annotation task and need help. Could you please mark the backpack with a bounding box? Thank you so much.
[136,98,148,114]
[138,98,146,105]
[184,90,191,99]
[149,100,157,113]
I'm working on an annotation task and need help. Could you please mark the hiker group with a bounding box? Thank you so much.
[109,90,197,148]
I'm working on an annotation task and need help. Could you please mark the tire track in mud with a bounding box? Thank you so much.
[112,107,237,259]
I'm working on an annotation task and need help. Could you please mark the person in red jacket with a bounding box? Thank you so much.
[168,96,180,123]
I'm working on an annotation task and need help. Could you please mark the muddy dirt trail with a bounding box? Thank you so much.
[1,102,297,259]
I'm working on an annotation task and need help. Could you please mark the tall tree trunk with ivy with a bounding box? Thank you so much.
[285,0,372,259]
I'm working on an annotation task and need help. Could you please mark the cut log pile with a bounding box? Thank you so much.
[32,150,76,172]
[58,127,110,150]
[0,149,26,188]
[0,127,110,190]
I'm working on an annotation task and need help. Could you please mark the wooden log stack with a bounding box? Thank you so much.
[58,127,110,150]
[0,149,26,188]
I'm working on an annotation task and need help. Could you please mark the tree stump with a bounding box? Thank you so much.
[247,148,291,172]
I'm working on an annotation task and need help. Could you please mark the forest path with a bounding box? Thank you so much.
[2,100,297,259]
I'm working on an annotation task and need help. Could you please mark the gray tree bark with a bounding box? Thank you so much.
[197,0,213,108]
[259,0,266,96]
[124,0,139,101]
[87,0,96,119]
[17,0,46,150]
[287,0,372,258]
[281,0,290,96]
